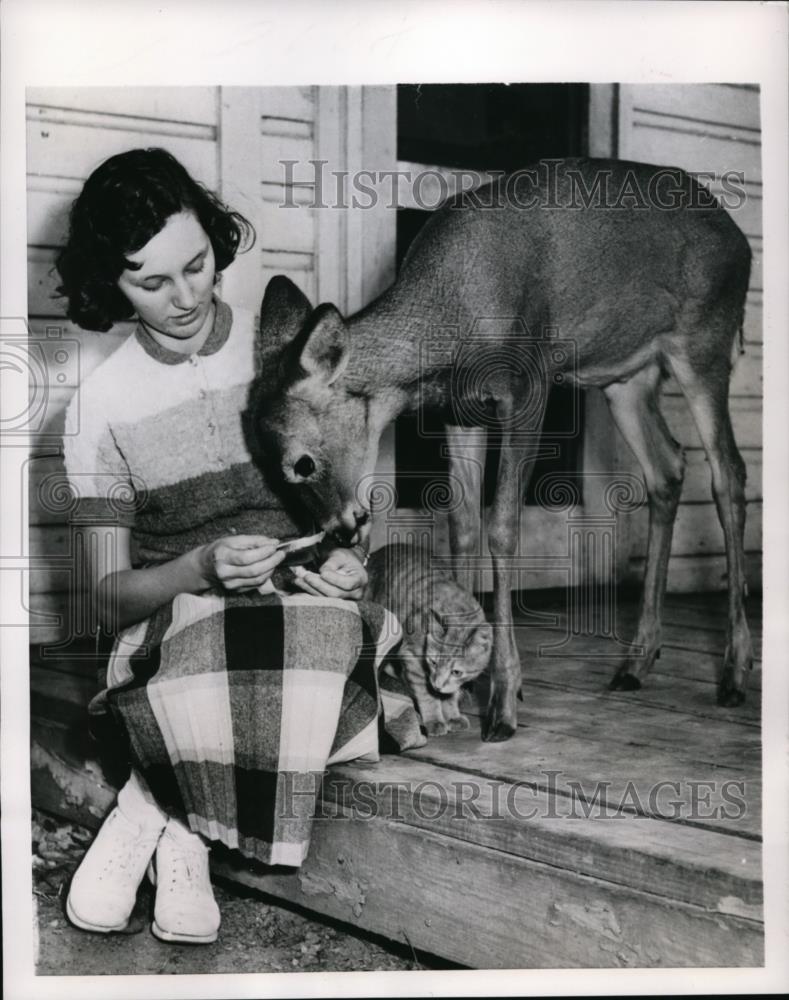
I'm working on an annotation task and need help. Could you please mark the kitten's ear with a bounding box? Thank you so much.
[429,609,446,634]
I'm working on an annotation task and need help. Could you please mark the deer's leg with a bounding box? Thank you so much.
[445,425,487,594]
[667,356,753,706]
[603,364,686,691]
[482,393,547,742]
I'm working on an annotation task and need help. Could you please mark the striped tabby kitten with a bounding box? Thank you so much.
[365,544,492,737]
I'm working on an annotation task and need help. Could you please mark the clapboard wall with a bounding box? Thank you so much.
[615,84,763,592]
[26,86,332,644]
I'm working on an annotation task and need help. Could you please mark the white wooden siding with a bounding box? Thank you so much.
[616,84,762,592]
[257,86,319,305]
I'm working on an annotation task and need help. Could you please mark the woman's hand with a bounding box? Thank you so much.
[292,547,367,601]
[195,535,286,592]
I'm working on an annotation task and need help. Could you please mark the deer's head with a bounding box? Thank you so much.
[249,276,384,545]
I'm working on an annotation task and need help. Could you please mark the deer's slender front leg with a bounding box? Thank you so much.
[484,468,526,740]
[482,391,546,742]
[445,422,516,740]
[445,425,487,594]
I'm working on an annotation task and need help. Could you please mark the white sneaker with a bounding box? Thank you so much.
[66,806,164,933]
[149,819,220,944]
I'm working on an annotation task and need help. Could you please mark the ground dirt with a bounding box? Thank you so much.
[32,810,457,977]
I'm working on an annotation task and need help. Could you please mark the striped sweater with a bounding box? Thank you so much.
[63,298,302,566]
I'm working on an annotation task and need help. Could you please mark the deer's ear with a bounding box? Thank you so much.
[299,304,350,386]
[259,275,312,348]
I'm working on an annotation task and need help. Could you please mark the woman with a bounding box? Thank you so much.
[56,148,400,945]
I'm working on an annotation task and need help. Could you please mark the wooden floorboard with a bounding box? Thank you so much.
[508,646,761,712]
[405,732,760,839]
[465,682,760,768]
[513,602,764,660]
[664,592,763,620]
[511,620,763,707]
[521,673,761,732]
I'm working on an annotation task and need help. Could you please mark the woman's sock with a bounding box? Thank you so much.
[116,770,169,831]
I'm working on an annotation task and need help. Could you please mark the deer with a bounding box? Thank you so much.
[248,157,754,743]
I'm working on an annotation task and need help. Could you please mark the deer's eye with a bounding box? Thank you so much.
[294,455,316,479]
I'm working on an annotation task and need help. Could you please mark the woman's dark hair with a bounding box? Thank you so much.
[55,147,255,331]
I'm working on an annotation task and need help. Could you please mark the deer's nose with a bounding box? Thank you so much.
[334,506,370,546]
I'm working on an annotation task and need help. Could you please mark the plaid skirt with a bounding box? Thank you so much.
[100,590,419,867]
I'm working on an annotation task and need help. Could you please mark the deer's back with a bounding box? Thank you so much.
[384,158,750,385]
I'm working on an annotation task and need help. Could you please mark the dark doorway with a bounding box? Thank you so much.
[394,83,588,508]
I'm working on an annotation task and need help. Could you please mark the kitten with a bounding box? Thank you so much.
[364,543,492,737]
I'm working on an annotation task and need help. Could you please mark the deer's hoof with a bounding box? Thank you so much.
[718,657,750,707]
[483,683,519,741]
[609,670,642,692]
[481,716,517,742]
[717,681,746,708]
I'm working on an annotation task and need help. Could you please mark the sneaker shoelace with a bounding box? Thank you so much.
[96,820,160,884]
[161,841,211,899]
